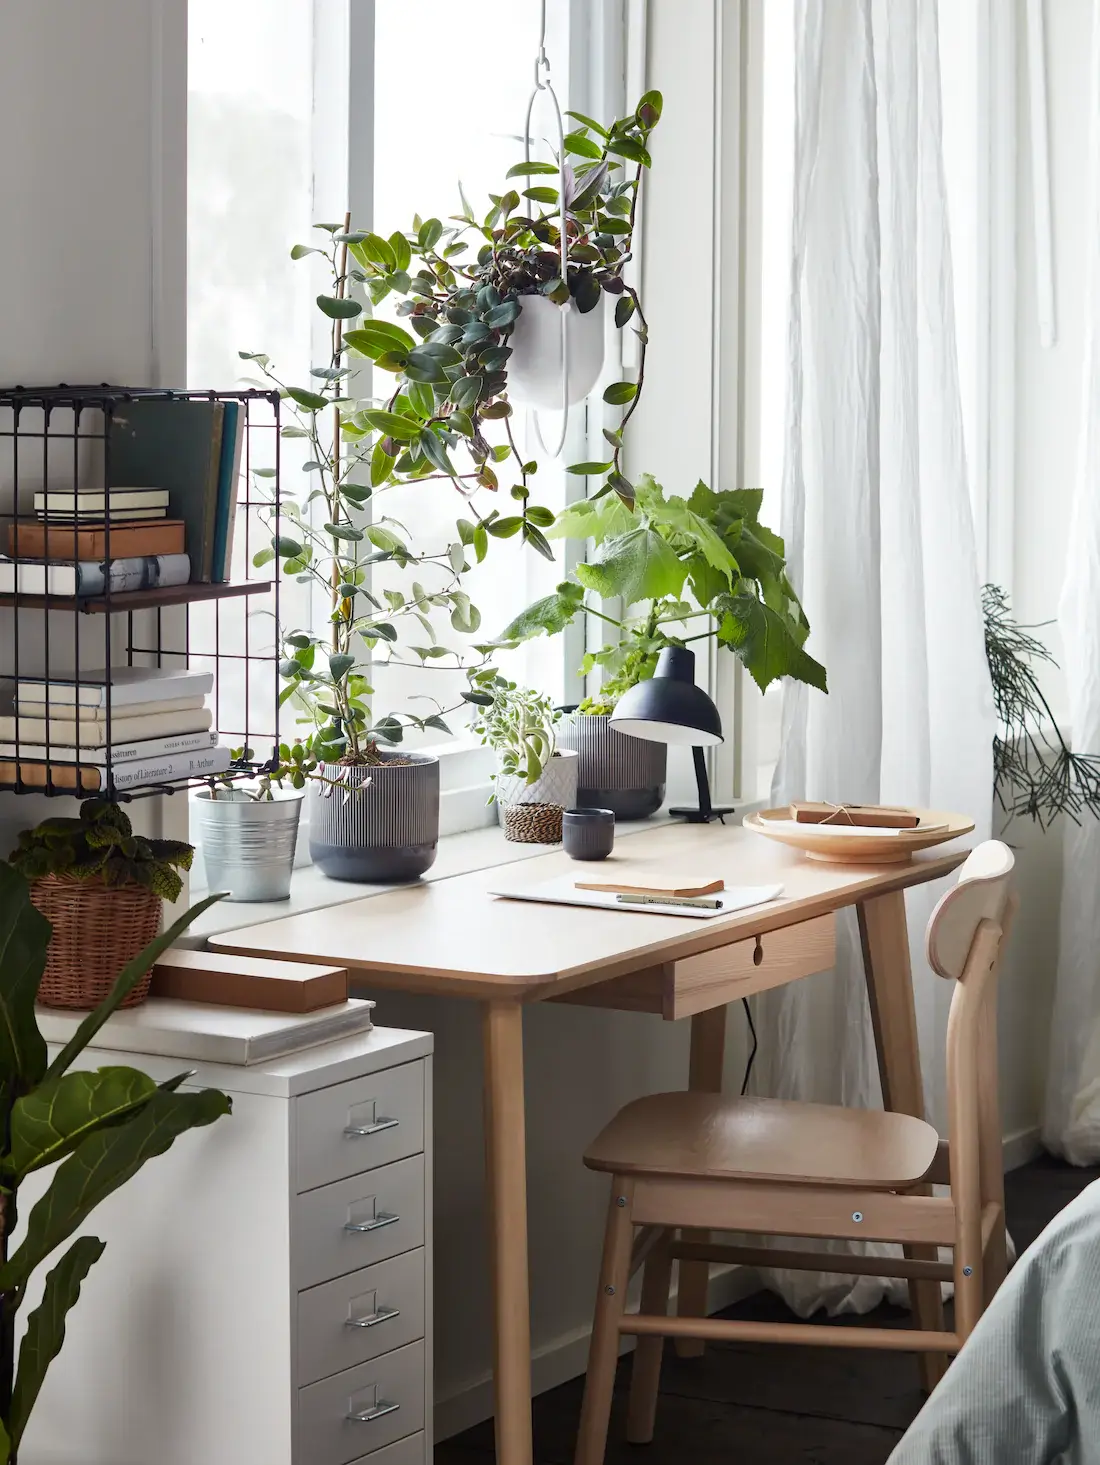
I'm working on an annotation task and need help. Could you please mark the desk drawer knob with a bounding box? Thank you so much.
[346,1399,401,1424]
[344,1116,399,1139]
[346,1304,401,1330]
[344,1210,400,1235]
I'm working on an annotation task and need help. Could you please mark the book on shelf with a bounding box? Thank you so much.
[6,518,186,560]
[108,399,229,582]
[0,553,190,597]
[211,400,244,584]
[0,728,218,765]
[34,489,169,517]
[0,744,231,793]
[36,508,168,523]
[0,707,213,749]
[13,696,205,722]
[15,666,214,709]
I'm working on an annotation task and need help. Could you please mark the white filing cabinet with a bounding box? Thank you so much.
[18,1013,433,1465]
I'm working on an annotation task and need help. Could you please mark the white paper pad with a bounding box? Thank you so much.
[489,875,784,919]
[762,820,947,838]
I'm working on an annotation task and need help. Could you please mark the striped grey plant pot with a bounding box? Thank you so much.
[308,752,439,883]
[556,712,667,820]
[494,749,579,829]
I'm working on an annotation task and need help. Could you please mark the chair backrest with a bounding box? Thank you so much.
[926,841,1015,980]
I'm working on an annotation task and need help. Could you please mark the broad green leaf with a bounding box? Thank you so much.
[371,440,395,487]
[44,894,225,1083]
[565,110,610,139]
[0,1088,231,1292]
[614,295,635,328]
[547,495,635,545]
[0,862,50,1085]
[637,89,664,126]
[450,593,481,634]
[732,523,786,584]
[290,243,320,260]
[316,295,362,320]
[493,583,586,645]
[329,653,356,684]
[564,131,603,160]
[523,186,559,205]
[418,218,443,250]
[7,1066,160,1180]
[343,321,415,359]
[603,381,637,406]
[367,524,406,554]
[8,1235,106,1451]
[575,527,687,605]
[359,409,421,442]
[388,230,412,272]
[505,160,560,178]
[286,387,328,412]
[715,593,828,694]
[566,461,613,475]
[419,428,457,477]
[607,136,652,168]
[636,476,737,584]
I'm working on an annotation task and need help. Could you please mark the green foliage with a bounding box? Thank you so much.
[0,864,229,1464]
[496,473,827,705]
[469,678,560,794]
[9,801,194,904]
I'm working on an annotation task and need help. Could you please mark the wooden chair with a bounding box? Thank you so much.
[574,841,1017,1465]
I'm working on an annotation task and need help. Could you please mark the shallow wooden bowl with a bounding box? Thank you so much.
[743,808,975,864]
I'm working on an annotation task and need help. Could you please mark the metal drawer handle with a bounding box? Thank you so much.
[344,1210,400,1235]
[346,1304,400,1330]
[346,1400,401,1425]
[344,1116,399,1139]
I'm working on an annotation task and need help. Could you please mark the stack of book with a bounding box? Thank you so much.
[0,396,245,596]
[0,666,231,792]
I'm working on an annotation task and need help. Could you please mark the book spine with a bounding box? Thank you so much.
[109,746,231,790]
[65,554,191,596]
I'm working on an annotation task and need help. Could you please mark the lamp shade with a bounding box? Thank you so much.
[609,646,723,747]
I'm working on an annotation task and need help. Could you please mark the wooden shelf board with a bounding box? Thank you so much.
[0,580,272,614]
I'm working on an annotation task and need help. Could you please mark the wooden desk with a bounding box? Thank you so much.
[211,818,971,1465]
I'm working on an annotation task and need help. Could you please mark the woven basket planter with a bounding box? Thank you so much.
[30,875,162,1010]
[503,802,563,845]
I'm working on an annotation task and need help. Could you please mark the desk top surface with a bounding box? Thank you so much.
[209,816,972,1002]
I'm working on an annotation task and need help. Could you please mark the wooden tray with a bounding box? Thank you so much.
[743,807,974,864]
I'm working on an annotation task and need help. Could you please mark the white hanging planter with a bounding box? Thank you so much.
[507,294,605,411]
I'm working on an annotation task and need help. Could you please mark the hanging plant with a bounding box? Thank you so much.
[488,473,827,704]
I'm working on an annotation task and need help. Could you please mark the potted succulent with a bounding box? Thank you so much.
[470,676,578,841]
[492,474,827,815]
[0,862,229,1465]
[9,801,194,1009]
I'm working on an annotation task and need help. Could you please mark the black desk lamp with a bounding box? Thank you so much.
[609,645,735,823]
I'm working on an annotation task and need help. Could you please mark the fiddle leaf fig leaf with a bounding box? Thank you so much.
[0,862,50,1084]
[715,592,827,694]
[575,527,687,605]
[6,1067,160,1180]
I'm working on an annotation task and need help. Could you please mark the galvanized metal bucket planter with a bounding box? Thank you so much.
[193,788,304,902]
[556,712,666,820]
[308,752,440,883]
[494,748,579,829]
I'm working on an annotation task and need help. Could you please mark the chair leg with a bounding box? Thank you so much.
[626,1229,674,1445]
[576,1178,636,1465]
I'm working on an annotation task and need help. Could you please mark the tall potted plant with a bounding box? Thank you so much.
[0,863,229,1465]
[492,474,827,814]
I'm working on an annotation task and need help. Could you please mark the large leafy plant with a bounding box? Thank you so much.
[0,864,228,1464]
[493,474,827,706]
[9,801,193,902]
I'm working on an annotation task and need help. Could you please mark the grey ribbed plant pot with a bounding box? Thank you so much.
[308,752,439,883]
[556,713,666,820]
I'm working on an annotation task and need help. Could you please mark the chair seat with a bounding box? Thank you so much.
[583,1092,939,1191]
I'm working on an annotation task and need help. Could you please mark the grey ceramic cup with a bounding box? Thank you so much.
[562,807,615,861]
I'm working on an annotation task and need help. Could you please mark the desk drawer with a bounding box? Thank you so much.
[298,1340,425,1465]
[298,1248,425,1386]
[347,1435,427,1465]
[295,1060,425,1193]
[294,1155,425,1290]
[668,914,835,1018]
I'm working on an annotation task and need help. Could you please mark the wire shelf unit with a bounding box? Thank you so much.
[0,384,282,800]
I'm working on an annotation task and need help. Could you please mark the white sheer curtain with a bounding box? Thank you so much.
[1044,0,1100,1165]
[755,0,995,1315]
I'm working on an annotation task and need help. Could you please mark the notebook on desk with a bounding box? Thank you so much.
[489,874,785,920]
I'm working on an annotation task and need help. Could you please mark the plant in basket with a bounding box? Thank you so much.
[468,675,577,841]
[9,801,194,1010]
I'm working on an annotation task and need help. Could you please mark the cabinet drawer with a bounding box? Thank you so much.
[347,1434,427,1465]
[298,1340,425,1465]
[298,1248,425,1386]
[296,1060,425,1193]
[666,914,835,1019]
[293,1155,425,1290]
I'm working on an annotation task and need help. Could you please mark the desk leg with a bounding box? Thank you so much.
[675,1005,727,1358]
[483,1001,534,1465]
[858,891,948,1392]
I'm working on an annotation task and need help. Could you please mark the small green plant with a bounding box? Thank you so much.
[9,801,194,903]
[470,678,560,794]
[491,474,827,707]
[0,864,229,1465]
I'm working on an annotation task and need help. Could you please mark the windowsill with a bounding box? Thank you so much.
[183,813,674,945]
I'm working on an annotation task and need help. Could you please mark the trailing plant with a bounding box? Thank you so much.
[491,474,827,705]
[984,583,1100,826]
[9,801,193,903]
[470,677,561,793]
[0,864,229,1465]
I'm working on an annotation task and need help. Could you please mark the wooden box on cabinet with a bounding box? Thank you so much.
[16,1011,433,1465]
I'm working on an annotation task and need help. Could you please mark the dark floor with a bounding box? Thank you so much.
[438,1154,1100,1464]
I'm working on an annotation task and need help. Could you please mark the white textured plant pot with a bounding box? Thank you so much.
[494,748,579,828]
[308,753,439,883]
[556,713,667,820]
[507,294,605,409]
[193,788,304,902]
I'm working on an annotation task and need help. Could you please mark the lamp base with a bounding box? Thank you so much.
[669,804,737,825]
